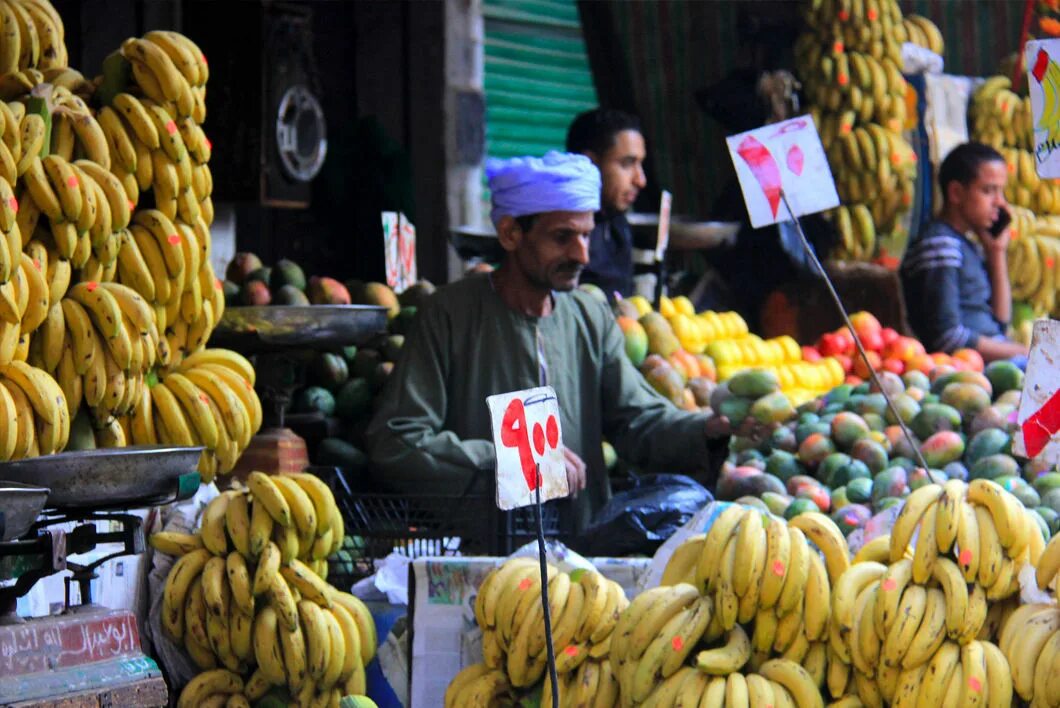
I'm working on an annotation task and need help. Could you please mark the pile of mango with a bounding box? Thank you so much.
[712,359,1057,538]
[612,293,842,410]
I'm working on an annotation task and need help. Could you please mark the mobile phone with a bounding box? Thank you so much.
[988,208,1011,238]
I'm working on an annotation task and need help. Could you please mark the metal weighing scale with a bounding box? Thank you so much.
[210,305,389,477]
[0,446,202,706]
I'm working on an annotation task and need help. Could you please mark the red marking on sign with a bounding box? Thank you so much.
[787,145,805,176]
[1034,49,1050,83]
[165,121,178,135]
[546,415,559,449]
[66,176,78,188]
[968,676,982,693]
[1022,387,1060,458]
[833,42,844,54]
[8,197,16,213]
[736,135,782,218]
[867,8,878,20]
[533,422,545,456]
[518,578,532,591]
[86,281,98,292]
[882,578,897,591]
[167,233,181,244]
[501,398,539,491]
[838,9,849,20]
[959,549,973,566]
[671,636,683,651]
[772,560,785,577]
[837,72,849,87]
[564,645,578,657]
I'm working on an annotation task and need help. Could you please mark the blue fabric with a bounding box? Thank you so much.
[900,220,1003,353]
[486,151,601,225]
[581,210,634,299]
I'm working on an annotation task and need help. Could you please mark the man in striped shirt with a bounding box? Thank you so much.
[900,142,1029,362]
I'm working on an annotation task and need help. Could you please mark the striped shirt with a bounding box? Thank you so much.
[899,220,1003,353]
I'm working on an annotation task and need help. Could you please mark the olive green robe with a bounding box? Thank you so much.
[364,274,714,534]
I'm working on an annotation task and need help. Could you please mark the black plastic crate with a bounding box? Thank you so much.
[311,466,563,583]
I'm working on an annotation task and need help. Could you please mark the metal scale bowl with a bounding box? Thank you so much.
[0,445,203,613]
[0,446,201,706]
[210,305,389,476]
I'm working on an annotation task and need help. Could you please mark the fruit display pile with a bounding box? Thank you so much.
[793,0,928,261]
[222,253,439,473]
[614,293,843,411]
[714,357,1041,538]
[449,479,1047,704]
[0,0,261,481]
[803,311,989,383]
[445,559,628,707]
[152,470,378,707]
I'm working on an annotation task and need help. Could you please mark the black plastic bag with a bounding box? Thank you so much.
[574,474,713,557]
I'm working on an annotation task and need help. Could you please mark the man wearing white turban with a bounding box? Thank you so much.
[366,152,735,537]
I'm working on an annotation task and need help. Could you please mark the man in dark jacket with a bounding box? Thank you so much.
[565,108,647,300]
[900,142,1028,362]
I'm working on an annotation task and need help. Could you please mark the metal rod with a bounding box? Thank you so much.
[536,466,559,708]
[779,191,938,480]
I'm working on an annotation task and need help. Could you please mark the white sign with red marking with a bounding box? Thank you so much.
[381,212,417,293]
[486,386,568,511]
[1012,319,1060,462]
[1025,39,1060,178]
[725,116,839,229]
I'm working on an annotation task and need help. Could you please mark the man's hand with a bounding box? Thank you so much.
[563,446,587,498]
[706,414,775,445]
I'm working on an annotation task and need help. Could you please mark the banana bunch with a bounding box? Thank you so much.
[888,479,1044,601]
[998,603,1060,704]
[969,77,1033,151]
[793,0,922,262]
[0,359,68,458]
[444,664,512,708]
[155,470,375,708]
[0,0,67,75]
[119,32,207,124]
[619,660,822,708]
[28,281,157,425]
[472,558,628,690]
[1000,147,1060,213]
[800,52,908,135]
[123,348,261,482]
[902,13,944,55]
[541,658,619,708]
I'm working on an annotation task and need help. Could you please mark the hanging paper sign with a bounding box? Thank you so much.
[486,386,568,510]
[1026,39,1060,177]
[1012,319,1060,461]
[725,116,840,228]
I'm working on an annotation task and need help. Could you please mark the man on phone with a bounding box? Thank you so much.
[900,142,1029,362]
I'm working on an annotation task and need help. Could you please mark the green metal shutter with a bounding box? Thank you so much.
[483,0,598,161]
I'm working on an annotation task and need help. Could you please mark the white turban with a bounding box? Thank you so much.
[486,151,601,227]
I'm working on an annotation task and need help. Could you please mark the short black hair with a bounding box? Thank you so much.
[565,108,642,156]
[938,142,1006,201]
